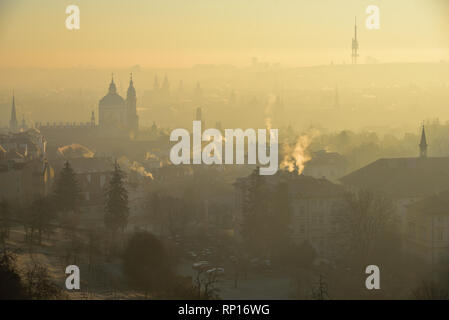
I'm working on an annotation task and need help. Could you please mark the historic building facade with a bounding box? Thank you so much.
[33,74,140,142]
[99,74,139,137]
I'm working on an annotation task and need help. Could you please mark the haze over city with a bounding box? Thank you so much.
[1,0,449,302]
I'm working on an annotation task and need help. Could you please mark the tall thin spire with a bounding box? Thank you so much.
[9,91,18,132]
[127,72,136,98]
[91,111,95,127]
[108,73,117,94]
[352,16,359,65]
[195,107,205,128]
[419,125,428,158]
[161,74,169,94]
[126,73,138,132]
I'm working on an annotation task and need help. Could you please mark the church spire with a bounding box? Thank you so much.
[108,73,117,94]
[91,110,95,127]
[9,91,18,132]
[127,72,136,98]
[419,125,428,158]
[162,74,169,93]
[126,73,138,133]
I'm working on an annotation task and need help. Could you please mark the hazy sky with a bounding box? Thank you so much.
[0,0,448,68]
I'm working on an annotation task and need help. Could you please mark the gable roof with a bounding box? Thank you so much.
[340,157,449,198]
[235,170,345,198]
[307,150,348,167]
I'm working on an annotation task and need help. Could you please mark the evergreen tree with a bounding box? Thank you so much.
[104,162,129,234]
[53,161,81,213]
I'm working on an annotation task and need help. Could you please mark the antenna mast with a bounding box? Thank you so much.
[352,17,359,65]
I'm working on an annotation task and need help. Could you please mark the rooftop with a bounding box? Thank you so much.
[340,157,449,198]
[235,169,345,198]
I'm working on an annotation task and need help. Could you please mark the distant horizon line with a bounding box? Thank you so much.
[0,60,448,71]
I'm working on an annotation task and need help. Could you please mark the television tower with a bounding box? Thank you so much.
[351,17,359,64]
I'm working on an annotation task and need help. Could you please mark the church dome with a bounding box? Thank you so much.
[99,92,125,106]
[99,76,125,106]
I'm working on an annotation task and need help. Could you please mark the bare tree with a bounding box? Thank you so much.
[26,196,56,245]
[338,189,395,264]
[193,264,222,300]
[24,263,61,300]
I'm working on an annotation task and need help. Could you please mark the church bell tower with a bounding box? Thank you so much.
[419,125,428,158]
[9,92,18,132]
[126,73,139,134]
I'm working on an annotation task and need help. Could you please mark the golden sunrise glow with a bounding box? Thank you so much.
[0,0,448,68]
